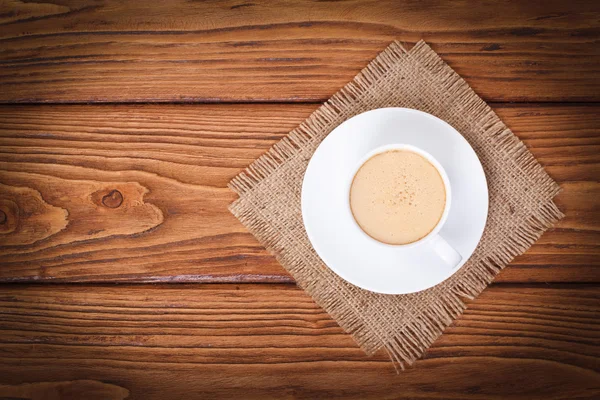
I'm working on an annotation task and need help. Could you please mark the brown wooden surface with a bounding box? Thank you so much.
[1,1,599,398]
[1,0,599,103]
[0,104,598,283]
[0,284,598,399]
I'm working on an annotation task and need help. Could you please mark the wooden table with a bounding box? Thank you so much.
[0,1,599,399]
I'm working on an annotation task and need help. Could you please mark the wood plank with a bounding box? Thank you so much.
[1,0,599,103]
[0,284,598,399]
[0,104,598,283]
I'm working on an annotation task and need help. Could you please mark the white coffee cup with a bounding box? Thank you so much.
[347,143,462,268]
[302,107,488,294]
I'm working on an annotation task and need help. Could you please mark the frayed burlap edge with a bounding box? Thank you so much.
[229,41,563,370]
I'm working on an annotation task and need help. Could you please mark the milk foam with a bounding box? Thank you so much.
[349,150,446,245]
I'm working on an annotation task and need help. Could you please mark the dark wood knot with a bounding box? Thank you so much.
[0,209,6,224]
[102,190,123,208]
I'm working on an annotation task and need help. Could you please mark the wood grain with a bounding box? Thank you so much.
[0,103,597,283]
[0,175,163,255]
[0,380,129,400]
[1,0,599,103]
[0,182,68,245]
[0,283,598,399]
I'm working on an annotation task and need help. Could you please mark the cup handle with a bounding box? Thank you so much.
[430,234,462,268]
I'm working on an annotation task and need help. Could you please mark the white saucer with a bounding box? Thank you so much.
[301,108,488,294]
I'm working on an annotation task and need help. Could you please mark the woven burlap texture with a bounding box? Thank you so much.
[229,40,563,369]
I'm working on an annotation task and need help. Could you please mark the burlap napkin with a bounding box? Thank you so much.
[229,41,563,368]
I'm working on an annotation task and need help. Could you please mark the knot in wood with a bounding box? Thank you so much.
[102,190,123,208]
[0,209,6,224]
